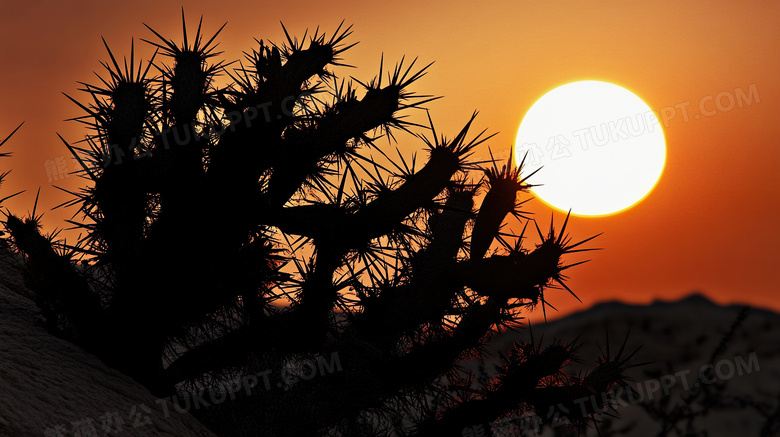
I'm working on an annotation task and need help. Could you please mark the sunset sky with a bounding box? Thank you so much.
[1,1,778,321]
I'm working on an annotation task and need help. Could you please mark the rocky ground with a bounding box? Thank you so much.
[1,236,777,436]
[474,294,780,436]
[0,244,216,437]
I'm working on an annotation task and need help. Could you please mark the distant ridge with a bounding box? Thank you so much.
[650,291,715,306]
[483,290,780,436]
[532,291,776,331]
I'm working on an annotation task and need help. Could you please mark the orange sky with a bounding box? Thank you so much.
[1,1,778,321]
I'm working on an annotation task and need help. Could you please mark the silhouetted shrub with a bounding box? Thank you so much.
[5,14,633,436]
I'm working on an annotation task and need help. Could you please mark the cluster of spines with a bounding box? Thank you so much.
[0,15,634,436]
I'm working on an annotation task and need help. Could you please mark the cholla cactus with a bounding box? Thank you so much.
[5,13,635,436]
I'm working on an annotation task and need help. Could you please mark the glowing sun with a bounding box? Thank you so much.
[515,81,666,216]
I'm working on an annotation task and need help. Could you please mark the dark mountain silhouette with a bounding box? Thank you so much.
[473,293,780,436]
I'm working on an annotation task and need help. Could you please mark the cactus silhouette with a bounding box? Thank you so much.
[5,14,636,436]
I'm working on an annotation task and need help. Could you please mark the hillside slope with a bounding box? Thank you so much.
[477,295,780,436]
[0,243,216,437]
[2,232,777,436]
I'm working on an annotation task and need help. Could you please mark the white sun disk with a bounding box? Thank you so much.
[515,81,666,216]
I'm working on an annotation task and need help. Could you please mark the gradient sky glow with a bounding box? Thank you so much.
[1,1,778,321]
